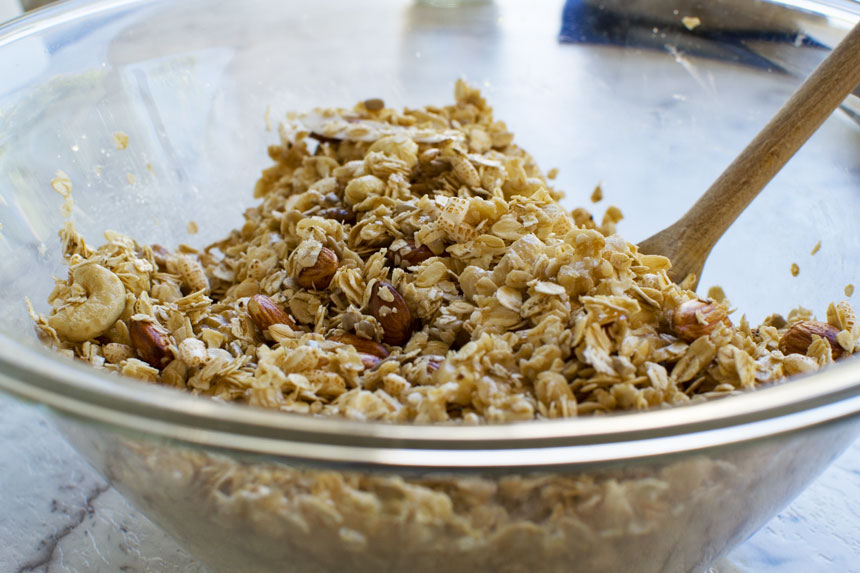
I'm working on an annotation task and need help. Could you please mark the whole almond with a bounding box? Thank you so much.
[329,333,389,359]
[672,299,730,342]
[369,281,413,346]
[390,241,435,268]
[248,294,296,331]
[129,318,173,369]
[778,320,844,359]
[363,98,385,111]
[296,247,339,290]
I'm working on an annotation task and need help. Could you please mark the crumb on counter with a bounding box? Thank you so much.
[590,183,603,203]
[682,16,701,30]
[811,241,821,255]
[50,170,74,217]
[846,284,855,297]
[113,131,129,150]
[791,263,799,277]
[547,167,559,180]
[187,221,199,235]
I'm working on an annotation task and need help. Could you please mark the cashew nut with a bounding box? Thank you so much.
[48,264,127,342]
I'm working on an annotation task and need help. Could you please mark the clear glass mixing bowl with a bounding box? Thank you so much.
[1,0,860,571]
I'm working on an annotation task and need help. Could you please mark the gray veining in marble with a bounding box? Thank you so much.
[0,395,204,573]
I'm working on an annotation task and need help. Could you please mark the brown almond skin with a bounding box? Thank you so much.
[129,319,172,369]
[328,333,389,359]
[778,320,844,359]
[390,241,435,268]
[672,299,730,342]
[248,294,296,331]
[150,244,171,269]
[369,281,413,346]
[319,207,356,225]
[296,247,338,290]
[363,98,385,111]
[359,353,381,370]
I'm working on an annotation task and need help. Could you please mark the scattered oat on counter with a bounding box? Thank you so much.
[113,131,129,150]
[50,170,72,197]
[187,221,199,235]
[811,241,821,255]
[126,173,137,185]
[547,167,559,180]
[590,183,603,203]
[50,170,74,217]
[846,284,855,297]
[31,81,859,424]
[791,263,800,277]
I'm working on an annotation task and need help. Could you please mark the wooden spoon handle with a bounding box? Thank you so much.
[639,21,860,285]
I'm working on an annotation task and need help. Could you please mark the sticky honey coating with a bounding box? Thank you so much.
[33,81,857,423]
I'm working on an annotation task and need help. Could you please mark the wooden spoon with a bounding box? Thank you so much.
[638,21,860,289]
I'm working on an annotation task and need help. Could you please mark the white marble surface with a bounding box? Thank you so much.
[1,390,859,573]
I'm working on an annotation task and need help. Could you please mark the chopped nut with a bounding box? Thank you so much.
[150,244,171,268]
[778,320,844,359]
[129,318,173,369]
[248,294,296,331]
[369,281,413,346]
[671,299,729,342]
[296,247,338,290]
[177,337,208,368]
[319,207,356,225]
[359,353,381,370]
[390,240,435,268]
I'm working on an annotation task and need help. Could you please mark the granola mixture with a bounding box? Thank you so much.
[32,81,858,422]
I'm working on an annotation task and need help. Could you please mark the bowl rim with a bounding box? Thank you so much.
[2,0,860,470]
[4,331,860,470]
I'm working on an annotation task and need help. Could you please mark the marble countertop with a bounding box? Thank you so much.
[1,391,859,573]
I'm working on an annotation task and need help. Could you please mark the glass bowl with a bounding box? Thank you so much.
[1,0,860,571]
